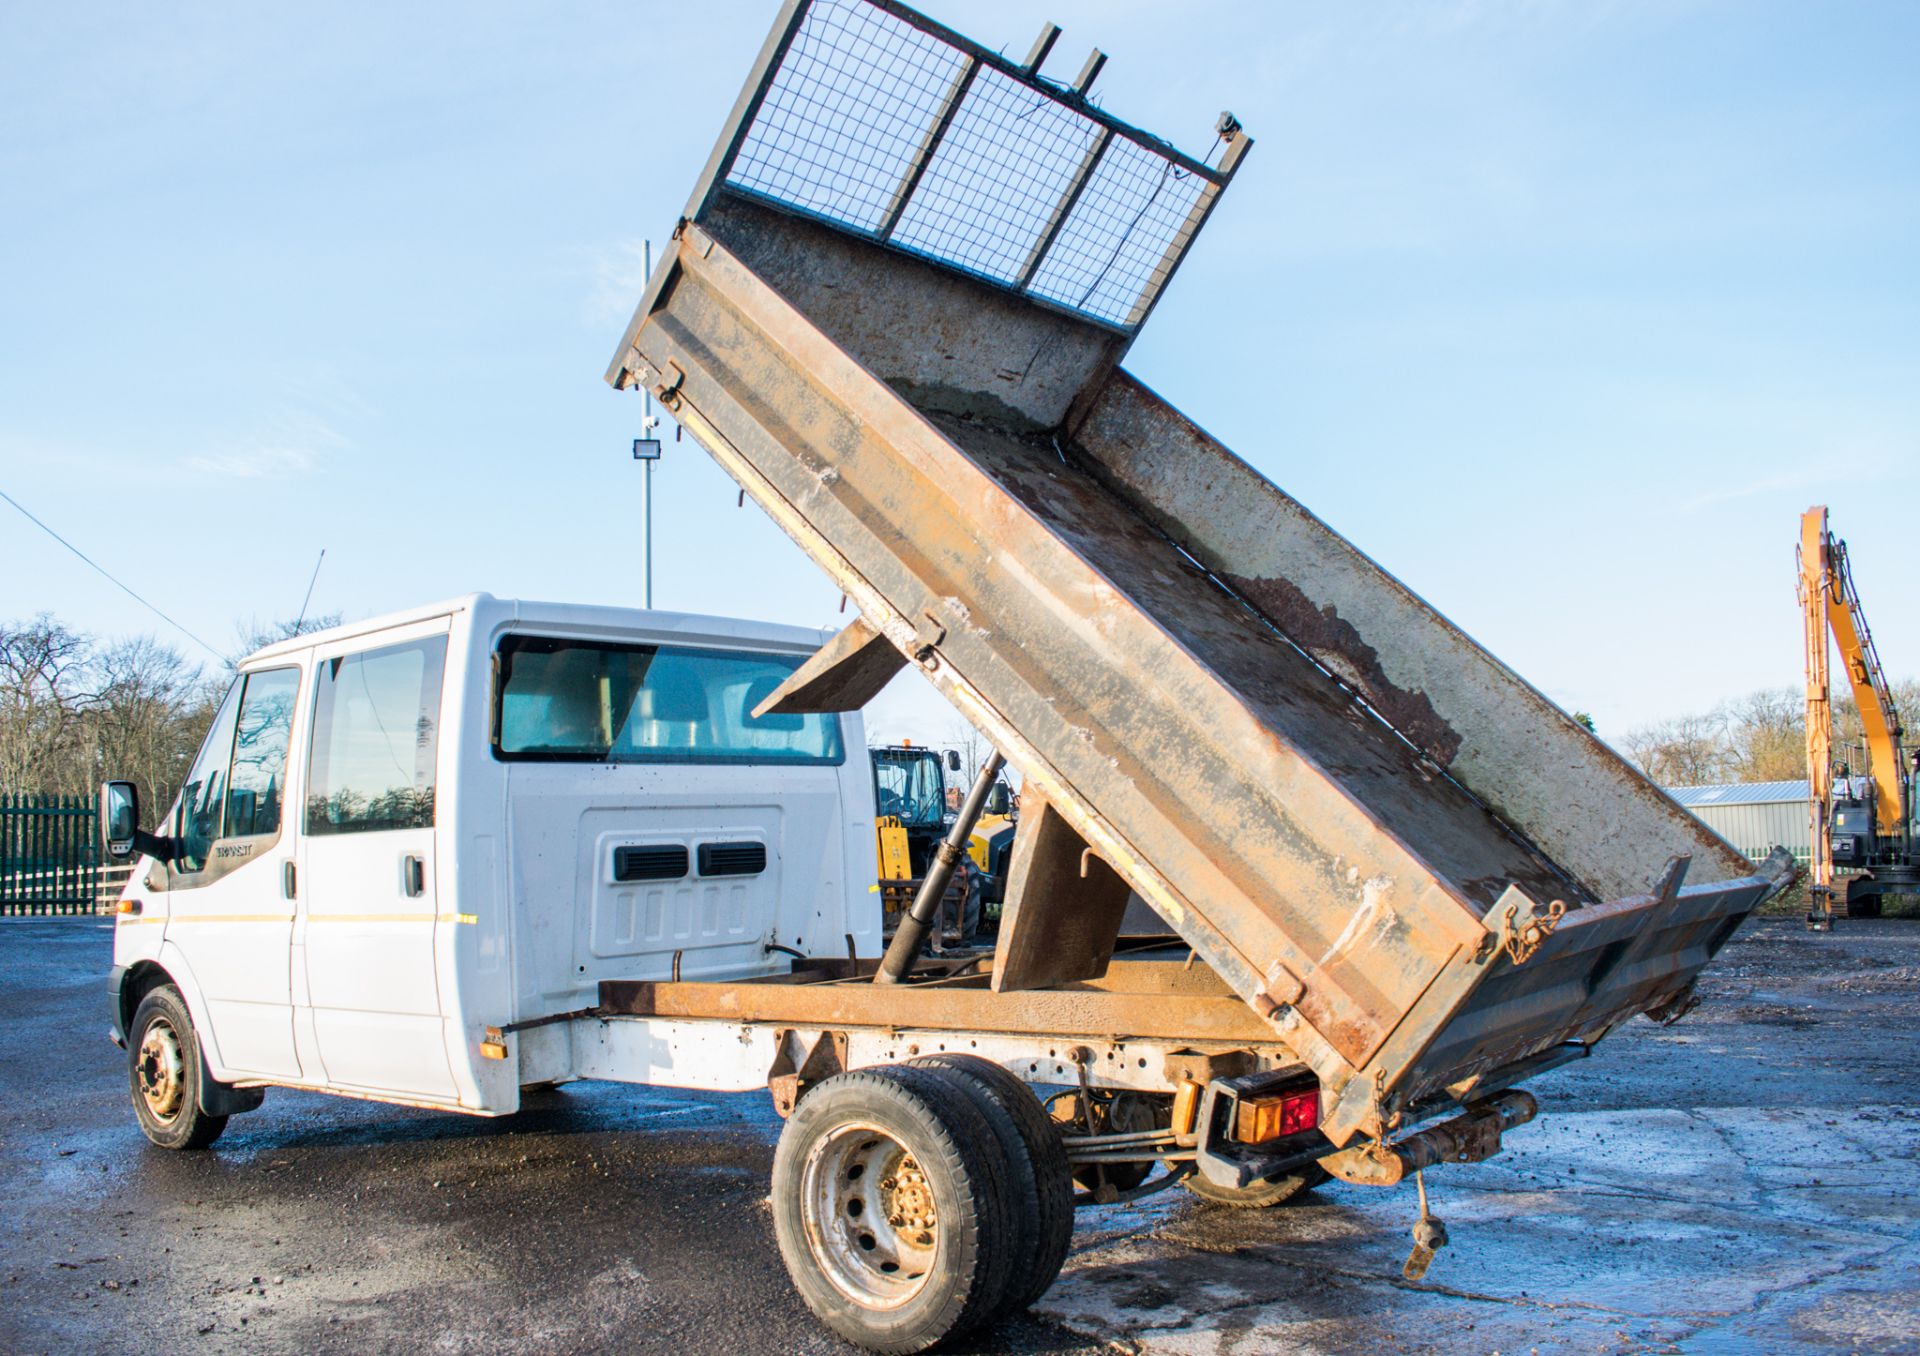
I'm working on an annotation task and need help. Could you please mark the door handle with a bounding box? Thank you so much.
[283,861,297,900]
[402,854,425,898]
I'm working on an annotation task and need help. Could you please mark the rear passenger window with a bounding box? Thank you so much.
[493,637,845,766]
[306,637,447,835]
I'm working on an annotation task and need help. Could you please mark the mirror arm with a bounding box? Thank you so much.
[126,828,176,863]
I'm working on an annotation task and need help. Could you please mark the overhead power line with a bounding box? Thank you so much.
[0,485,223,660]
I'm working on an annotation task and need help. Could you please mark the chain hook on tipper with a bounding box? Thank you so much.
[1402,1168,1449,1281]
[1478,892,1568,968]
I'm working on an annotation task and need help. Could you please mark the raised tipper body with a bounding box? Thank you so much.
[605,0,1791,1146]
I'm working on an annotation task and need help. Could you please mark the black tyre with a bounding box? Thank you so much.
[1844,885,1883,919]
[128,985,228,1151]
[959,872,985,943]
[909,1054,1073,1313]
[1182,1163,1329,1209]
[771,1066,1019,1353]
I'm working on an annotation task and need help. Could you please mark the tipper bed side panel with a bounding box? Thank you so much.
[924,409,1588,915]
[632,236,1493,1081]
[1072,371,1759,899]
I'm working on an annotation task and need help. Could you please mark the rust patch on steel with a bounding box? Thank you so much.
[598,962,1286,1045]
[1222,570,1463,767]
[767,1029,848,1118]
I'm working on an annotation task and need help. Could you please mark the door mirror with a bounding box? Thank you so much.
[100,781,140,860]
[983,781,1011,817]
[947,749,962,773]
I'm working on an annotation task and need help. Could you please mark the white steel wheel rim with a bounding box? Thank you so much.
[801,1121,939,1309]
[136,1017,187,1124]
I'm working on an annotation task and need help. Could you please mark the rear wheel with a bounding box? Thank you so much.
[128,985,227,1151]
[909,1054,1073,1313]
[771,1066,1020,1353]
[1182,1164,1328,1208]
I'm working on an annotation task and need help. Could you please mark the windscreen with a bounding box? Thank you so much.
[493,636,845,766]
[873,751,945,828]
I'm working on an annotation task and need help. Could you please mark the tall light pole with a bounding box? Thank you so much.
[631,238,663,609]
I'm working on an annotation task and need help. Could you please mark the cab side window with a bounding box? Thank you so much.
[306,637,447,835]
[226,668,301,837]
[175,680,243,874]
[172,666,301,875]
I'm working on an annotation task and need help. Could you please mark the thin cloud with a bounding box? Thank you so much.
[181,412,344,480]
[1680,444,1908,514]
[184,444,316,478]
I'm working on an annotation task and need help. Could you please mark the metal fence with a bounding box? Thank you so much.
[1,793,105,915]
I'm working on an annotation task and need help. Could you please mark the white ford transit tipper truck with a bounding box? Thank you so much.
[105,593,878,1133]
[102,3,1792,1350]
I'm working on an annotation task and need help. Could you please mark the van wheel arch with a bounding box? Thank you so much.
[118,962,264,1121]
[119,961,176,1039]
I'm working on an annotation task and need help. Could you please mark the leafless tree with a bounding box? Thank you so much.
[0,615,94,794]
[87,636,220,810]
[1623,677,1920,788]
[1619,711,1731,787]
[1719,687,1804,782]
[1,615,226,807]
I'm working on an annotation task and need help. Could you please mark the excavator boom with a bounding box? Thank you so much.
[1800,509,1835,907]
[1802,507,1907,838]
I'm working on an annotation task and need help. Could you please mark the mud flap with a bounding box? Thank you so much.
[197,1056,266,1117]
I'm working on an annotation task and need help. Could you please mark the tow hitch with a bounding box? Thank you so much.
[1317,1089,1539,1186]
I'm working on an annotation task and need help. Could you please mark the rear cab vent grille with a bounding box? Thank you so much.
[612,844,690,882]
[698,841,768,877]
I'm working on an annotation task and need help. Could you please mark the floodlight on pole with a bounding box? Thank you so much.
[636,239,658,608]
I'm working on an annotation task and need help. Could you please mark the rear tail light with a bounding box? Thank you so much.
[1234,1086,1319,1144]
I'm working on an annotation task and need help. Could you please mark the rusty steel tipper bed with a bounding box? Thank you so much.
[603,0,1790,1147]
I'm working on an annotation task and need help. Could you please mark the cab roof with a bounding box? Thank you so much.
[242,593,833,665]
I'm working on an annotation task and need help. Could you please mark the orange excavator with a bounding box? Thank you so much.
[1799,507,1917,927]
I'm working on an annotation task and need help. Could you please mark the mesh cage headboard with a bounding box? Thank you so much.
[690,0,1250,335]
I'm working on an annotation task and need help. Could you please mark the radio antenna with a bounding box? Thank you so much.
[295,548,326,631]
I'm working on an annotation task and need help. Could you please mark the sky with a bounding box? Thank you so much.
[2,0,1915,750]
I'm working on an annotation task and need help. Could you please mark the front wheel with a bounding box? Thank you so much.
[128,986,227,1150]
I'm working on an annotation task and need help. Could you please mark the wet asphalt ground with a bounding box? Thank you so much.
[2,915,1917,1355]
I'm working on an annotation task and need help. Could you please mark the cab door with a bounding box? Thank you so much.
[163,665,304,1079]
[298,623,456,1099]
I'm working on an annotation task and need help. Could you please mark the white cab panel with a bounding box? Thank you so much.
[299,618,457,1100]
